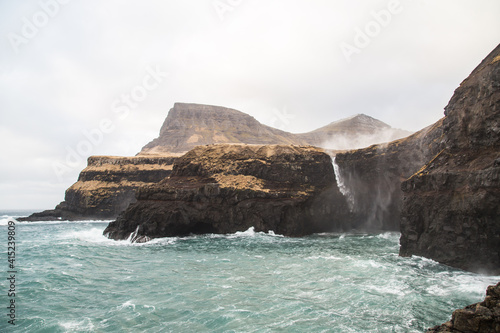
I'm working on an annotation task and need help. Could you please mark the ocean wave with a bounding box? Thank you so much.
[59,318,95,332]
[0,219,112,226]
[228,226,284,238]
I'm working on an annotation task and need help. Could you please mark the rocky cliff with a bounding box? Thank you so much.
[21,156,176,221]
[104,144,351,242]
[399,44,500,274]
[428,282,500,332]
[333,118,445,231]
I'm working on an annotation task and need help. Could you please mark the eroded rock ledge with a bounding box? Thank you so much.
[104,144,350,242]
[21,156,176,221]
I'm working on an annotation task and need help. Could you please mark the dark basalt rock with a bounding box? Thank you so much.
[428,282,500,332]
[399,43,500,274]
[104,144,351,242]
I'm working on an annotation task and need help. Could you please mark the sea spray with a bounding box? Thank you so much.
[331,156,354,210]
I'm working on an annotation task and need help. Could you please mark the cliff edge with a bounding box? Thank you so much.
[21,156,176,221]
[399,43,500,273]
[104,144,351,242]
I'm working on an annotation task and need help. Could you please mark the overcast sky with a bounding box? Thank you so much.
[1,0,499,210]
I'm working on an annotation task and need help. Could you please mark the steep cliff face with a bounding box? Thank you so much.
[104,144,351,242]
[333,119,445,231]
[428,282,500,332]
[21,156,176,221]
[399,44,500,273]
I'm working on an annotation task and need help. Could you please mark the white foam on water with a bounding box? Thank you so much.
[376,232,399,240]
[117,300,136,311]
[144,304,156,312]
[234,226,256,237]
[14,219,112,225]
[0,217,11,226]
[147,237,178,246]
[60,227,117,245]
[60,226,179,247]
[60,318,95,332]
[227,227,284,239]
[306,255,342,261]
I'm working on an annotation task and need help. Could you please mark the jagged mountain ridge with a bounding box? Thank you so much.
[139,103,412,155]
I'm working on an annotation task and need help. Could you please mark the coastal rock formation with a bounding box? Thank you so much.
[104,144,351,242]
[333,119,444,231]
[399,43,500,274]
[428,282,500,332]
[21,156,176,221]
[26,102,411,222]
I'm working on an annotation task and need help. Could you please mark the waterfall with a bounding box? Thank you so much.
[332,156,354,211]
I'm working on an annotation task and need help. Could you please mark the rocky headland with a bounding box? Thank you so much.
[21,155,176,221]
[104,144,351,242]
[399,43,500,274]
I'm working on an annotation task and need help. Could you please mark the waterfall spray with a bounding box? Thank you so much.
[331,156,354,211]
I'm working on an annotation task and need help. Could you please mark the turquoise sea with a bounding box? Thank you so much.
[1,211,499,332]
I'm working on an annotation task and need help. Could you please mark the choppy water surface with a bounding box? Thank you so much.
[1,215,498,332]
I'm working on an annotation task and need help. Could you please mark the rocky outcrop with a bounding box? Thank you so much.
[333,119,444,231]
[139,103,411,155]
[104,144,351,242]
[428,282,500,332]
[399,43,500,274]
[21,156,176,221]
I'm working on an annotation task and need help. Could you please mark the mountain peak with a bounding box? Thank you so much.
[139,103,412,155]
